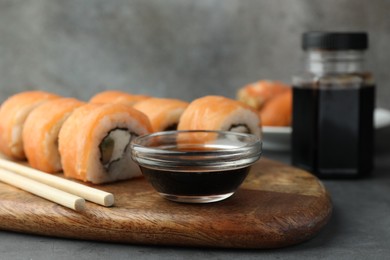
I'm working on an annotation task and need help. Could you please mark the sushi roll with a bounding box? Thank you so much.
[259,89,292,126]
[133,97,189,132]
[22,98,85,173]
[58,103,152,184]
[0,91,60,159]
[89,90,150,106]
[237,80,290,110]
[178,95,261,138]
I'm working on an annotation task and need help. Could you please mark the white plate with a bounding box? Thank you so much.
[262,108,390,151]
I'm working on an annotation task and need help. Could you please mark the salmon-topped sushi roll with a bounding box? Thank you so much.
[22,98,85,173]
[259,89,292,126]
[58,103,152,184]
[89,90,150,106]
[237,80,290,110]
[133,97,189,132]
[178,95,261,138]
[0,91,60,159]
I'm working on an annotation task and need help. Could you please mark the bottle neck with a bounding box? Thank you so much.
[305,50,365,75]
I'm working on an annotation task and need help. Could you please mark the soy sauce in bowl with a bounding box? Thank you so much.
[130,130,262,203]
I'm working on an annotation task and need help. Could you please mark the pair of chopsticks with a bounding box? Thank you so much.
[0,157,114,211]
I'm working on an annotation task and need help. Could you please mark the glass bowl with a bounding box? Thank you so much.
[130,130,262,203]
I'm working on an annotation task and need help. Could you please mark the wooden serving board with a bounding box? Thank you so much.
[0,158,332,249]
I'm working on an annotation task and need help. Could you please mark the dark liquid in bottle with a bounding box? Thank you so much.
[292,85,375,178]
[140,166,250,196]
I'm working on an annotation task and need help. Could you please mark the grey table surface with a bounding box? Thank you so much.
[1,128,389,260]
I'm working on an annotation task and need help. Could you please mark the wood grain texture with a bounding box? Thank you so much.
[0,158,332,249]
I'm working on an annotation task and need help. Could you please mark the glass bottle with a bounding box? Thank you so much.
[292,32,375,178]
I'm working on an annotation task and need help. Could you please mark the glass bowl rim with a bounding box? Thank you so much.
[130,130,262,170]
[131,130,261,153]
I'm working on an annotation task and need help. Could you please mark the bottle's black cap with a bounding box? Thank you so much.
[302,32,368,50]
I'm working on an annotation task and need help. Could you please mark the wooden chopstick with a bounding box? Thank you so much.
[0,168,85,211]
[0,158,114,207]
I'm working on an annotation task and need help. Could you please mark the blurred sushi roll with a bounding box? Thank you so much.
[23,98,85,173]
[0,91,61,159]
[259,90,292,126]
[89,90,150,106]
[237,80,290,110]
[237,80,292,126]
[178,95,261,138]
[58,103,152,184]
[133,97,189,132]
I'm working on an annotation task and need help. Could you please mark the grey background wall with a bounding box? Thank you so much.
[0,0,389,108]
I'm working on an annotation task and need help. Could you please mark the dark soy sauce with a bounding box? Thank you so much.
[139,166,250,196]
[292,85,375,178]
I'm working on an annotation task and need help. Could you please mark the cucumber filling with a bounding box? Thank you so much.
[164,123,178,131]
[229,124,251,134]
[99,128,136,171]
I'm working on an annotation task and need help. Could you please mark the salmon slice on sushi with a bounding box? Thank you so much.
[0,91,61,159]
[133,97,189,132]
[89,90,150,106]
[58,103,152,184]
[178,95,262,138]
[22,98,85,173]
